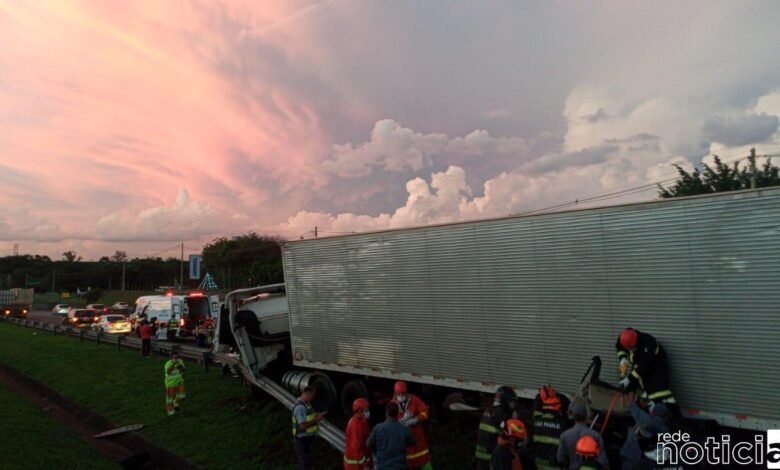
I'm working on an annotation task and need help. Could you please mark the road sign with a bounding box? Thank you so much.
[189,255,202,280]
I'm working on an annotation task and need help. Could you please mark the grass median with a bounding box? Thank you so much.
[0,381,117,469]
[0,323,340,469]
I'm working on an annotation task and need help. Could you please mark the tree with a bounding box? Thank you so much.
[110,250,128,263]
[202,232,284,288]
[98,256,110,263]
[62,251,82,262]
[658,155,780,198]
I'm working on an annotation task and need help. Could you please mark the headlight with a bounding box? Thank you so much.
[71,318,77,322]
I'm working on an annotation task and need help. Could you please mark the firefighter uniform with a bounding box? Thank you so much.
[343,412,370,469]
[392,393,432,469]
[532,386,570,470]
[616,329,676,410]
[475,404,511,469]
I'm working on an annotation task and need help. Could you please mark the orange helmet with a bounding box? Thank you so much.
[502,419,527,440]
[393,381,408,394]
[619,328,638,350]
[539,385,561,412]
[576,435,600,458]
[352,398,369,412]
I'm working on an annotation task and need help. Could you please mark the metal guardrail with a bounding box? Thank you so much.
[218,353,346,453]
[0,316,346,453]
[0,316,212,366]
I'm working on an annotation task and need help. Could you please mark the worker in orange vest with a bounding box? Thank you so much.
[344,398,372,470]
[391,381,432,469]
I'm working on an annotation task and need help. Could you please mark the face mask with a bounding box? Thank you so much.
[397,394,407,403]
[363,411,370,420]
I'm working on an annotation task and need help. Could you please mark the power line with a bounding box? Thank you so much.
[515,150,780,217]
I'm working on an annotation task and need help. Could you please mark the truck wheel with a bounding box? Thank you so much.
[340,379,369,416]
[282,370,338,414]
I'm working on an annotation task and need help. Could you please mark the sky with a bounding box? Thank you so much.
[2,1,780,260]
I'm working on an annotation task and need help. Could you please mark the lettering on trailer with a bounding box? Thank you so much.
[189,255,202,280]
[656,430,780,467]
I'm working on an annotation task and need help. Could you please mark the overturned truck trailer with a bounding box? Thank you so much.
[281,188,780,430]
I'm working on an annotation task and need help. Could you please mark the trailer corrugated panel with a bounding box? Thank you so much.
[283,188,780,423]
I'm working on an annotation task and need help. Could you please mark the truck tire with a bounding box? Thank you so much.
[340,379,369,416]
[282,370,338,413]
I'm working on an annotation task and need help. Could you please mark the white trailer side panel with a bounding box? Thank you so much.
[282,188,780,428]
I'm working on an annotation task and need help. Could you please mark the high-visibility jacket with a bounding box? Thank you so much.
[615,330,674,402]
[164,359,185,387]
[343,415,371,470]
[292,400,319,437]
[475,405,511,463]
[392,394,431,468]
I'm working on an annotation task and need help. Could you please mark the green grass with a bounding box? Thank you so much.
[0,382,117,470]
[0,323,340,469]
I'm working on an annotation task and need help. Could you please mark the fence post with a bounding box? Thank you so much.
[116,335,122,351]
[96,331,101,345]
[202,352,210,371]
[80,329,85,342]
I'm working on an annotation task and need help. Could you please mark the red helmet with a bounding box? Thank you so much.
[502,419,527,440]
[576,435,600,457]
[393,381,408,394]
[619,328,638,350]
[352,398,369,412]
[539,384,561,412]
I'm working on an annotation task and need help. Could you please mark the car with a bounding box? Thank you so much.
[51,304,69,316]
[92,314,132,334]
[64,308,98,327]
[86,304,109,315]
[110,302,130,313]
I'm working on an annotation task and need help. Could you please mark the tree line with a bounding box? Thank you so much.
[0,233,284,293]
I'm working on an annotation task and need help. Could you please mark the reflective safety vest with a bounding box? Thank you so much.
[164,359,185,387]
[292,400,318,437]
[532,410,567,470]
[475,405,508,462]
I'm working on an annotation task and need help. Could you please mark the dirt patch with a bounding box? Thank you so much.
[0,362,195,469]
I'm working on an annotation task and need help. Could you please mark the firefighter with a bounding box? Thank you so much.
[344,398,372,470]
[490,418,528,470]
[575,436,603,470]
[616,328,679,417]
[392,381,432,470]
[532,384,571,470]
[475,385,518,469]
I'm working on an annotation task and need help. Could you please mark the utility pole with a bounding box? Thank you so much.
[314,226,318,238]
[121,261,126,292]
[180,242,184,291]
[750,147,757,189]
